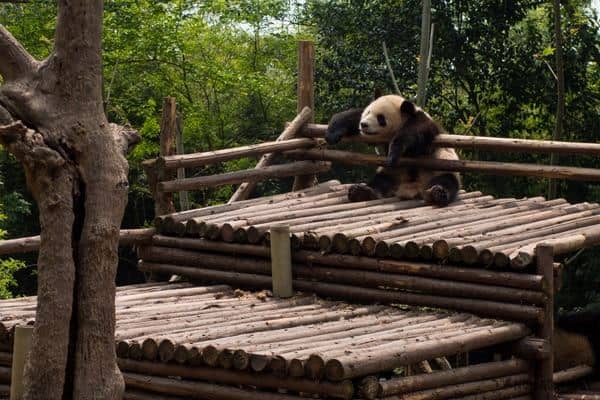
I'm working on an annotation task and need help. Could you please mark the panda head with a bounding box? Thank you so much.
[359,95,418,141]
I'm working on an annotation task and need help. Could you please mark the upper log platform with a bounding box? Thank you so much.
[155,181,600,271]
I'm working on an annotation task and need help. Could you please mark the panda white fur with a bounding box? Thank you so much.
[326,94,461,206]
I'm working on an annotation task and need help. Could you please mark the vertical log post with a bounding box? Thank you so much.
[10,325,32,400]
[155,97,177,216]
[417,0,432,107]
[175,115,190,211]
[292,40,317,191]
[534,244,554,400]
[270,224,293,298]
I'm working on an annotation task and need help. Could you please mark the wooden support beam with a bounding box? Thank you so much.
[301,124,600,156]
[534,244,554,400]
[0,229,154,256]
[158,138,317,170]
[286,148,600,182]
[292,40,317,191]
[228,106,314,203]
[159,160,330,193]
[270,225,293,298]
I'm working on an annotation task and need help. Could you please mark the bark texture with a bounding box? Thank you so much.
[0,1,139,398]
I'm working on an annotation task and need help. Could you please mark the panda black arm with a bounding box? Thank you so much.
[325,108,364,145]
[387,112,440,167]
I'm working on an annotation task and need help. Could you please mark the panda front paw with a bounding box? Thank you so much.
[348,184,380,202]
[424,184,450,206]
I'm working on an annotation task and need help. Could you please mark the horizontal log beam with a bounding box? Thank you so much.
[301,123,600,156]
[158,161,331,193]
[286,148,600,182]
[157,138,318,170]
[0,228,154,256]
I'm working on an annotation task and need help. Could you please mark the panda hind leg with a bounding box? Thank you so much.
[348,172,394,202]
[423,173,460,206]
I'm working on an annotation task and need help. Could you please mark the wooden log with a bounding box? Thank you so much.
[154,96,178,215]
[0,384,9,398]
[508,337,551,361]
[386,373,531,400]
[155,180,342,229]
[159,138,317,170]
[511,225,600,268]
[324,323,531,381]
[138,247,545,305]
[0,352,11,367]
[10,325,32,400]
[159,160,330,193]
[302,123,600,155]
[439,384,532,400]
[286,148,600,181]
[0,365,10,383]
[118,358,354,399]
[379,359,530,396]
[557,395,600,400]
[270,225,293,298]
[292,40,317,191]
[0,228,154,256]
[534,244,554,400]
[138,261,543,323]
[124,389,187,400]
[228,106,313,203]
[123,372,314,400]
[150,235,545,291]
[553,365,594,384]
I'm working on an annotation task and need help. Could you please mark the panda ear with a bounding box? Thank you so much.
[372,87,383,100]
[400,100,417,116]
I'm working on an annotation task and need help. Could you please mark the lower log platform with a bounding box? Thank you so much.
[0,282,540,399]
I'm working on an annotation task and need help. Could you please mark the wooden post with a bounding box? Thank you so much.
[270,224,293,298]
[534,244,554,400]
[292,40,317,191]
[175,115,190,211]
[10,325,32,400]
[549,0,565,199]
[154,96,177,216]
[417,0,432,107]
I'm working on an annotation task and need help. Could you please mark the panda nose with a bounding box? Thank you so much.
[360,122,369,130]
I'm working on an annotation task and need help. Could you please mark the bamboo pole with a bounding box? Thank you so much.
[118,358,354,399]
[293,40,317,191]
[286,148,600,181]
[10,325,32,400]
[228,106,313,203]
[159,138,317,170]
[300,123,600,155]
[534,244,554,400]
[378,359,530,396]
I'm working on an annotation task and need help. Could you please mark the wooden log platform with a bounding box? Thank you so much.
[0,282,533,399]
[154,181,600,269]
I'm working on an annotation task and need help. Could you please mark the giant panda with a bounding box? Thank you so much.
[554,308,598,372]
[325,94,461,206]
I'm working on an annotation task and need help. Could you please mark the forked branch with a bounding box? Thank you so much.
[0,25,37,81]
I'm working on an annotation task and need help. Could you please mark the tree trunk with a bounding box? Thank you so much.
[0,1,139,398]
[549,0,565,199]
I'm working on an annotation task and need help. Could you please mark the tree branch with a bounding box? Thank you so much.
[0,25,37,81]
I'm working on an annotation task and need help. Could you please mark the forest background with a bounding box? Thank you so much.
[0,0,598,313]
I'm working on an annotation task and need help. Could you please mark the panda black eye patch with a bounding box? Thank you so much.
[376,114,387,127]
